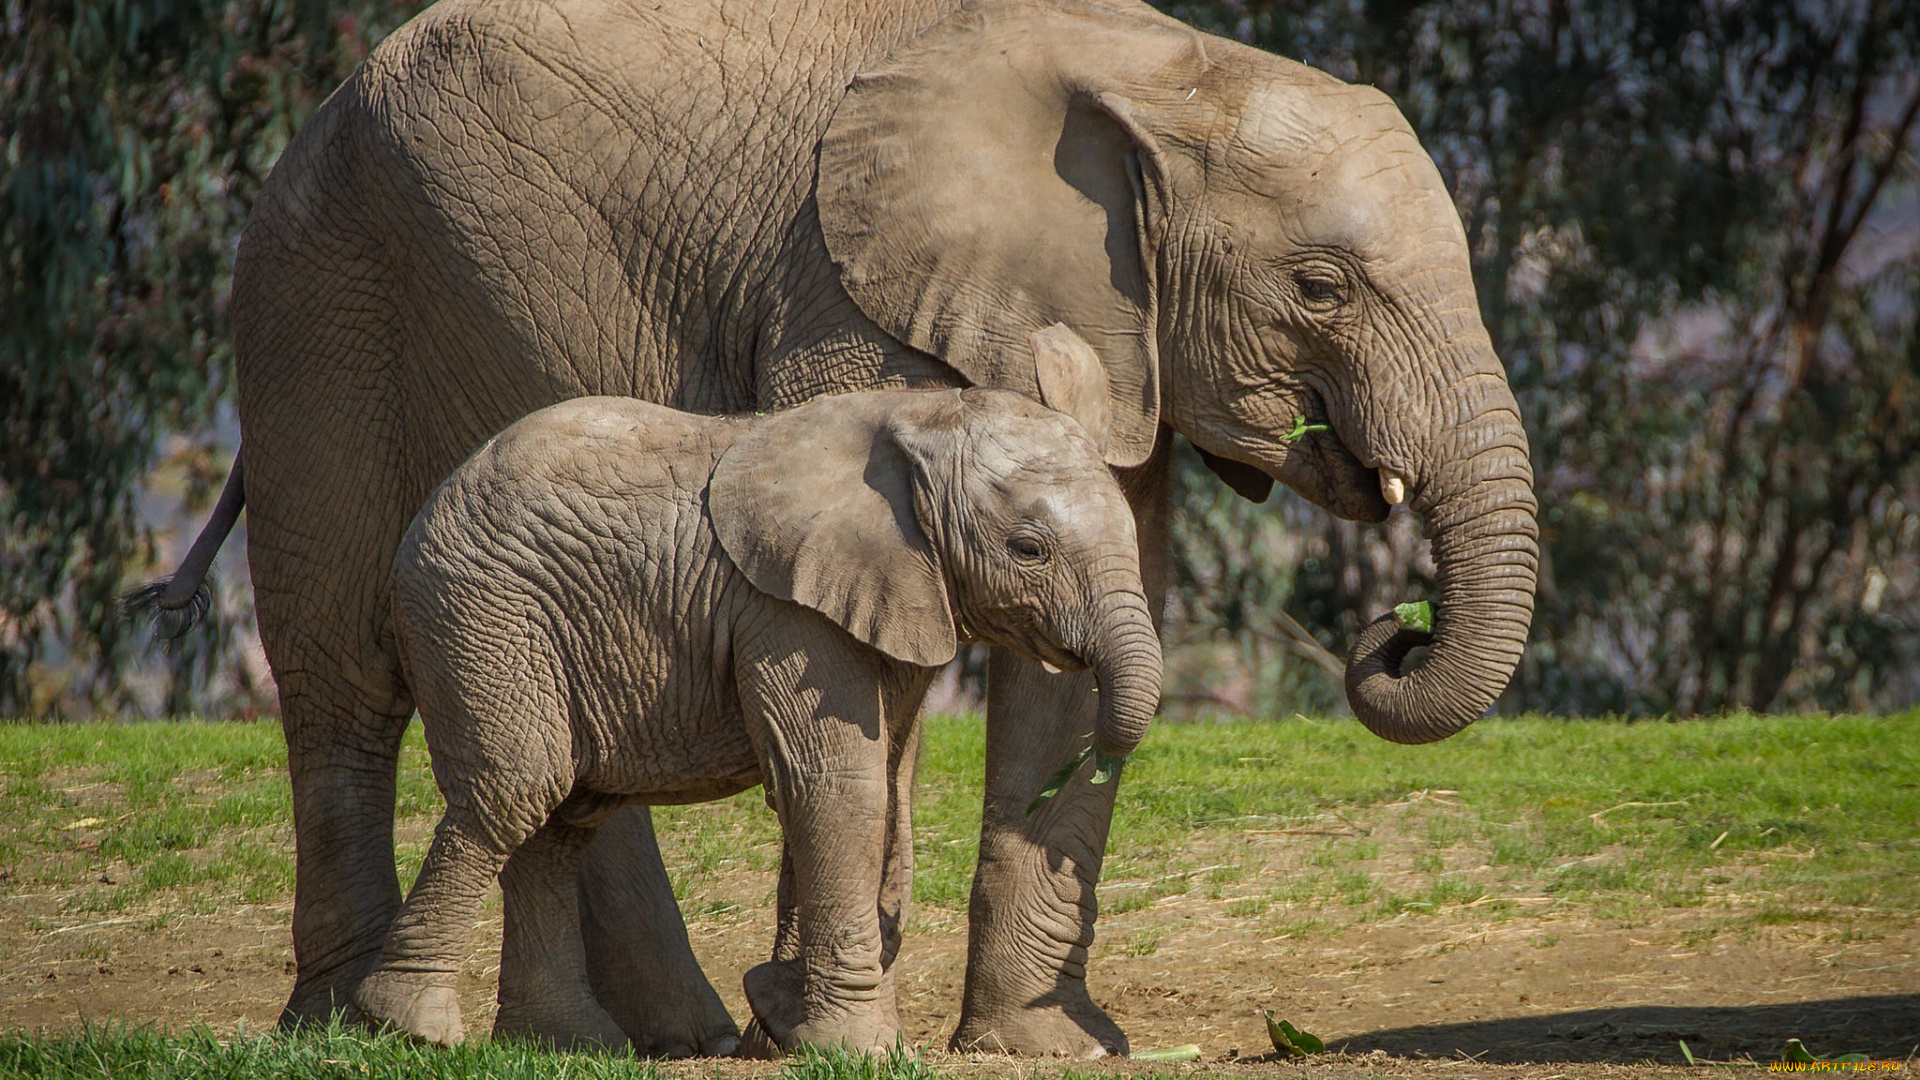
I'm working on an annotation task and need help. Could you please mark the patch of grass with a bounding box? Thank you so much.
[1224,895,1269,917]
[1121,926,1168,956]
[1379,877,1486,916]
[782,1043,934,1080]
[0,1023,940,1080]
[0,1020,665,1079]
[1263,915,1327,939]
[0,711,1912,937]
[1336,870,1381,907]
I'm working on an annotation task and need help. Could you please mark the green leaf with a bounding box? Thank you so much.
[1025,744,1092,818]
[1089,749,1127,785]
[1783,1040,1817,1064]
[1264,1011,1300,1057]
[1131,1045,1202,1061]
[1279,416,1333,443]
[1277,1019,1325,1054]
[1393,600,1434,634]
[1679,1040,1697,1066]
[1264,1011,1322,1057]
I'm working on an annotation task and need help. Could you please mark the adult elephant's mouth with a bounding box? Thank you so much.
[1196,391,1392,523]
[1287,415,1393,523]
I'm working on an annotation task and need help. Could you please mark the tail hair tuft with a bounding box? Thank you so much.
[123,577,213,642]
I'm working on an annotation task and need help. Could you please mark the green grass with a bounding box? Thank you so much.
[1094,711,1920,926]
[0,712,1913,933]
[0,1021,939,1079]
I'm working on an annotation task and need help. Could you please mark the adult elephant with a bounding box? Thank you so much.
[228,0,1538,1058]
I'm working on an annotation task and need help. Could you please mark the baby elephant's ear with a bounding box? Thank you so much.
[709,393,959,668]
[1031,323,1112,455]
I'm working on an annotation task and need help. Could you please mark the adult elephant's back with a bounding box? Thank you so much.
[229,0,958,1042]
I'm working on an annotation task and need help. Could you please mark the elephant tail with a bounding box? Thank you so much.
[125,453,246,641]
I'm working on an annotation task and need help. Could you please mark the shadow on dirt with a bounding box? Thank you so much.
[1335,995,1920,1064]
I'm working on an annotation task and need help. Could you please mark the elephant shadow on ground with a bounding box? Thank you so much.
[1331,995,1920,1064]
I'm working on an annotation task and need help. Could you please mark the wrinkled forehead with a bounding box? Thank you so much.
[1228,79,1462,261]
[961,403,1099,476]
[952,411,1130,529]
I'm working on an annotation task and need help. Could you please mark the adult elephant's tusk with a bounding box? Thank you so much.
[1380,471,1406,506]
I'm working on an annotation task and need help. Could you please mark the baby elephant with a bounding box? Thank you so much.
[354,379,1162,1053]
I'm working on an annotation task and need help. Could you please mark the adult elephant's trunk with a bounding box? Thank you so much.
[1082,591,1163,759]
[1345,407,1539,745]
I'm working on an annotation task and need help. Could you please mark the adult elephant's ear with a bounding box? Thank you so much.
[817,3,1208,469]
[710,392,959,669]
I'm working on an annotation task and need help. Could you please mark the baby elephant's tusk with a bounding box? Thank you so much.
[1380,471,1406,506]
[1040,660,1064,675]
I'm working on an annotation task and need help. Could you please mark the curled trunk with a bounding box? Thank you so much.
[1345,446,1539,745]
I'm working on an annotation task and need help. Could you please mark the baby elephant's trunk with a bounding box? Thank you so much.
[1084,593,1162,759]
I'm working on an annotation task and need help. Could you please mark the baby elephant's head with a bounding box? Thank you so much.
[710,329,1161,760]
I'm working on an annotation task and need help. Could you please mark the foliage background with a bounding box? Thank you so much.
[3,0,1916,718]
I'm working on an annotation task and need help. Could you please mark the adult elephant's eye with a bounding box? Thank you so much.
[1007,534,1048,565]
[1295,271,1344,307]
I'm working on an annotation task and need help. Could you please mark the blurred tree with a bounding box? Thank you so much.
[1158,0,1920,714]
[7,0,1915,718]
[1,0,427,716]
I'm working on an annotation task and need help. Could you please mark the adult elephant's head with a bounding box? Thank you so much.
[817,0,1538,744]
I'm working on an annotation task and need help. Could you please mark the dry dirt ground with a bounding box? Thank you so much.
[2,813,1915,1077]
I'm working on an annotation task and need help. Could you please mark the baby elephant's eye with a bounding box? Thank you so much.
[1007,534,1048,565]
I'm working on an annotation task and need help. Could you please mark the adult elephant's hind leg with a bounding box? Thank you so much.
[276,690,413,1026]
[579,807,741,1056]
[245,344,418,1028]
[233,113,427,1029]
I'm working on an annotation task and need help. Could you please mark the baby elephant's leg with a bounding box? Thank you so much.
[352,662,572,1046]
[739,636,922,1055]
[352,808,523,1046]
[496,818,631,1052]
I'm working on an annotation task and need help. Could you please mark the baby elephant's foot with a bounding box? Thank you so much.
[743,960,899,1056]
[493,1000,631,1054]
[353,969,464,1046]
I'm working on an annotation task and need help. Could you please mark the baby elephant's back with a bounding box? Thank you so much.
[393,396,743,662]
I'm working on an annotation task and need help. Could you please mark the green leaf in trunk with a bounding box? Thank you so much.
[1394,600,1434,634]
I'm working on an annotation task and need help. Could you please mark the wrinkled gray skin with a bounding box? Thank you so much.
[218,0,1538,1058]
[357,388,1160,1053]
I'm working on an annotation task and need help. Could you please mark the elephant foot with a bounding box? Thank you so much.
[604,983,739,1058]
[741,959,804,1055]
[577,811,742,1057]
[743,959,899,1055]
[950,990,1127,1058]
[278,951,381,1030]
[353,969,464,1046]
[494,999,632,1055]
[738,1019,782,1060]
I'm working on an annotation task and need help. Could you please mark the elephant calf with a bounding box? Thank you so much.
[355,378,1163,1053]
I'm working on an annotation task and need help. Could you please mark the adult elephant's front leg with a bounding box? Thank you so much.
[951,655,1125,1057]
[577,807,741,1057]
[952,437,1168,1058]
